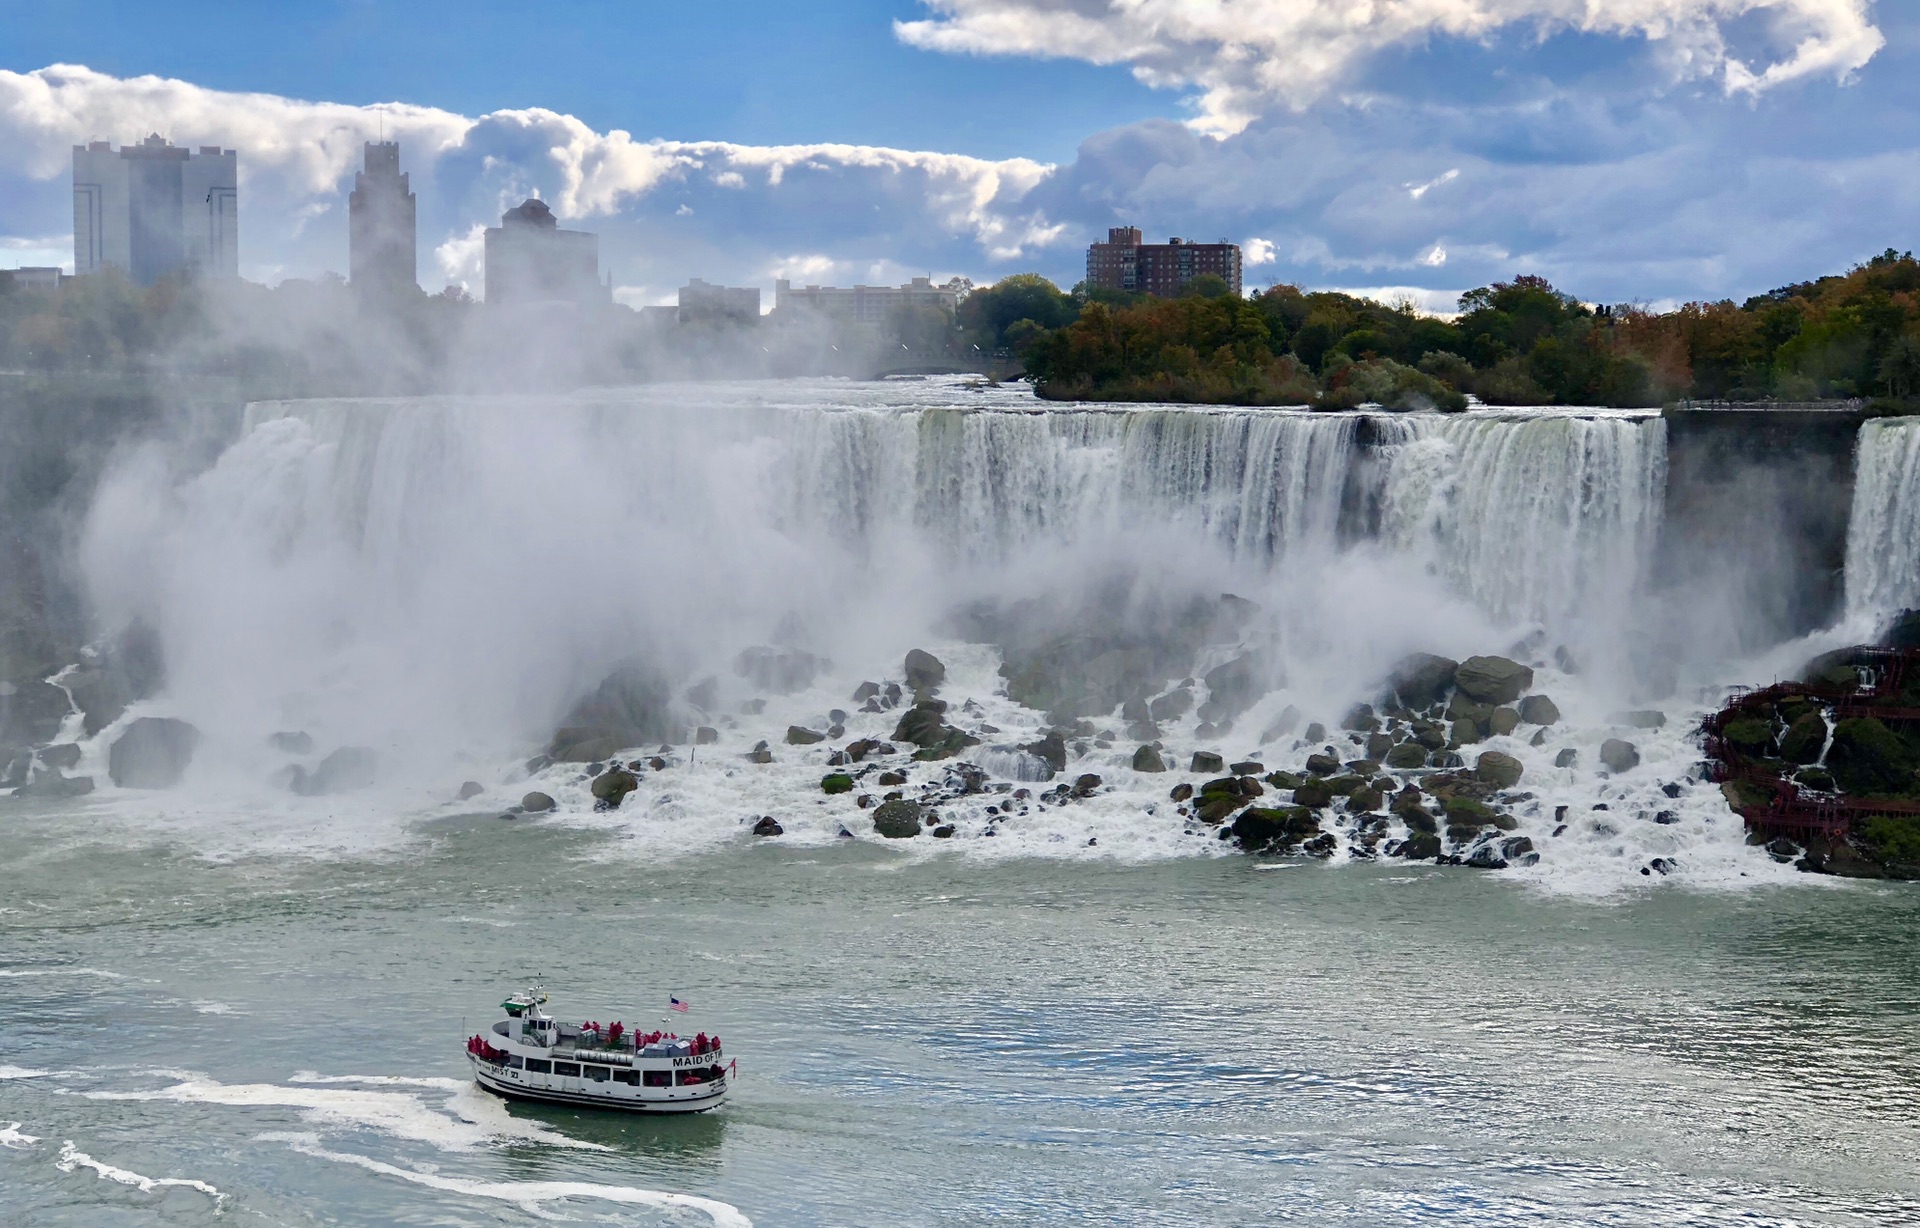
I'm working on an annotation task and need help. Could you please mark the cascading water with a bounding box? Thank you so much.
[67,378,1769,891]
[1846,417,1920,619]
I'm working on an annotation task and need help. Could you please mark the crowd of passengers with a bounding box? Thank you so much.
[575,1021,721,1054]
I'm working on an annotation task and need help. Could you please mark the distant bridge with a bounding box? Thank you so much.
[868,347,1024,382]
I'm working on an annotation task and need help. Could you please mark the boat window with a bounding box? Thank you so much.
[674,1068,706,1086]
[552,1062,581,1078]
[508,1055,524,1069]
[524,1059,551,1074]
[642,1069,672,1087]
[613,1070,639,1086]
[583,1063,611,1082]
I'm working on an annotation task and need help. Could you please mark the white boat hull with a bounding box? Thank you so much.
[470,1054,728,1114]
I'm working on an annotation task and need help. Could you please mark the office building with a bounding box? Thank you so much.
[772,276,961,325]
[678,278,760,323]
[73,135,238,285]
[1085,227,1242,297]
[0,267,63,292]
[483,198,608,306]
[349,141,416,295]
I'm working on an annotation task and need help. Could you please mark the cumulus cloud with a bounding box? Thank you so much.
[898,0,1885,133]
[1244,236,1277,265]
[0,63,1064,288]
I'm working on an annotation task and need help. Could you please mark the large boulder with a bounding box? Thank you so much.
[522,791,556,813]
[1778,712,1828,765]
[1231,806,1320,852]
[1024,731,1067,774]
[1148,687,1194,722]
[1474,751,1524,791]
[1132,745,1167,773]
[1388,653,1458,710]
[107,717,200,789]
[1454,656,1533,705]
[590,766,639,809]
[296,746,378,795]
[903,649,946,691]
[1384,741,1428,770]
[1199,653,1269,723]
[15,769,94,799]
[549,662,677,761]
[1828,718,1915,795]
[1599,739,1640,773]
[1517,695,1561,725]
[892,702,978,761]
[872,799,924,838]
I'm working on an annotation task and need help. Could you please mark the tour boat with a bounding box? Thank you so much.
[466,988,730,1113]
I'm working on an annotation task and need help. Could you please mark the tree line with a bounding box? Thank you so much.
[958,253,1920,409]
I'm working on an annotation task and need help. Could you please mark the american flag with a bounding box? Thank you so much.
[669,996,689,1013]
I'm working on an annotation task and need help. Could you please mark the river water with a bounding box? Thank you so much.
[4,379,1919,1224]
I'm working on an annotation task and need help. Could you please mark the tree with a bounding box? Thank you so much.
[958,273,1077,349]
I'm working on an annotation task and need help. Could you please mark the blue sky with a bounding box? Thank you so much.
[0,1,1912,309]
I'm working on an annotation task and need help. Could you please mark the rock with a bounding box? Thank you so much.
[1529,729,1548,747]
[269,730,315,754]
[1385,742,1428,770]
[1599,739,1640,773]
[296,746,378,795]
[1474,751,1524,791]
[1448,718,1481,747]
[1341,703,1379,732]
[1303,722,1327,743]
[16,770,94,799]
[1292,779,1335,808]
[1389,653,1459,710]
[1071,773,1103,797]
[1554,748,1578,768]
[1170,782,1194,802]
[550,662,677,760]
[1132,745,1166,773]
[1722,718,1774,755]
[783,726,823,746]
[751,816,783,837]
[1795,766,1836,791]
[39,742,81,770]
[852,681,881,703]
[458,781,485,801]
[872,799,924,838]
[818,772,854,795]
[1396,832,1442,859]
[1025,731,1067,774]
[1199,653,1267,723]
[876,770,907,786]
[1444,796,1515,831]
[695,726,719,745]
[1517,695,1560,725]
[1778,711,1827,764]
[904,649,946,691]
[521,791,556,813]
[0,749,28,790]
[1612,709,1668,729]
[734,646,822,694]
[1488,707,1521,737]
[1829,718,1914,794]
[1454,656,1533,705]
[1190,751,1225,773]
[1149,687,1193,722]
[0,679,73,751]
[1304,752,1341,776]
[1259,705,1301,744]
[1463,844,1510,870]
[1230,806,1320,852]
[590,767,639,809]
[746,747,774,764]
[893,702,978,760]
[931,825,956,838]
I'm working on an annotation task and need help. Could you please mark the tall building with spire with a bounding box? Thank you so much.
[72,135,238,285]
[348,141,417,295]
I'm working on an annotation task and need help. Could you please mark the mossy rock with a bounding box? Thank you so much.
[821,772,855,794]
[1720,779,1774,811]
[1488,707,1522,737]
[1722,718,1775,754]
[1828,717,1916,795]
[1443,796,1515,830]
[1384,742,1429,770]
[1860,815,1920,874]
[1396,832,1442,860]
[1777,711,1827,765]
[1794,766,1836,792]
[1292,779,1336,808]
[1473,751,1524,790]
[1231,806,1319,852]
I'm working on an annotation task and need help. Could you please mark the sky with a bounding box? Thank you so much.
[0,1,1913,310]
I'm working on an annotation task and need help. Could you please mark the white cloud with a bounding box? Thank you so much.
[1419,244,1448,266]
[897,1,1885,133]
[434,223,487,290]
[1244,236,1277,265]
[1407,168,1459,200]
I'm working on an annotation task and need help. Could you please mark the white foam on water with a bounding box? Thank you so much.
[266,1132,752,1227]
[0,1065,56,1081]
[0,1121,42,1149]
[289,1071,468,1089]
[55,1140,226,1203]
[83,1073,608,1152]
[191,1000,241,1014]
[0,966,128,979]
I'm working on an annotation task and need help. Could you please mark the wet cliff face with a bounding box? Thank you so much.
[1657,409,1865,652]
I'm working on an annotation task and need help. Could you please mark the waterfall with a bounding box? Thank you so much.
[1846,418,1920,619]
